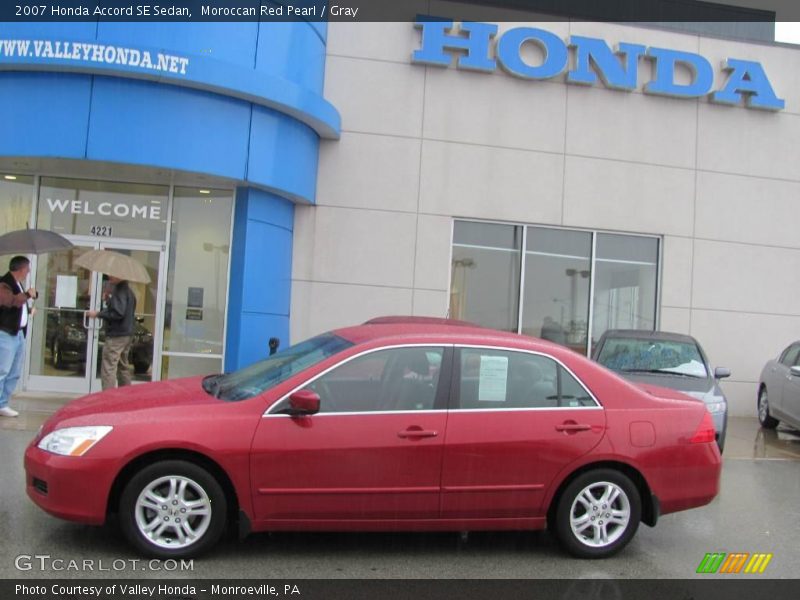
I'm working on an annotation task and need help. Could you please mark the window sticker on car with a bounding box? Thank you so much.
[479,355,508,402]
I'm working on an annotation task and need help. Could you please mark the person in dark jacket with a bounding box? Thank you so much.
[0,256,36,417]
[86,276,136,390]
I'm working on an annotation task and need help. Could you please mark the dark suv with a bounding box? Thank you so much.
[48,310,153,375]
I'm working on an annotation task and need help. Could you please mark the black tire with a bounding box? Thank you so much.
[758,387,779,429]
[133,361,150,375]
[553,469,641,559]
[119,460,227,559]
[52,339,65,369]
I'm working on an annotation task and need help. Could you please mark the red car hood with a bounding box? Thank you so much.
[48,376,214,423]
[633,382,702,403]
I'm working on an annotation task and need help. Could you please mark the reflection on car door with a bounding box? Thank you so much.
[440,347,606,520]
[249,346,451,523]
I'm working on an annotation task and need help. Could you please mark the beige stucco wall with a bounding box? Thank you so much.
[291,18,800,417]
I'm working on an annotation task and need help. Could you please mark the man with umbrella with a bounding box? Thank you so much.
[86,275,137,390]
[77,249,149,390]
[0,256,37,417]
[0,227,73,414]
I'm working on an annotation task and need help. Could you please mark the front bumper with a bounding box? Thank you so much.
[24,444,117,525]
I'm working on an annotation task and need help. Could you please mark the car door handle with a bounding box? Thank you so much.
[555,423,592,433]
[397,428,438,439]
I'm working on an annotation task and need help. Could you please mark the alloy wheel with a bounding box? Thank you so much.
[569,481,631,548]
[134,475,212,550]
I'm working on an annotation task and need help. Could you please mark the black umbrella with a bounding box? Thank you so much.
[0,228,73,254]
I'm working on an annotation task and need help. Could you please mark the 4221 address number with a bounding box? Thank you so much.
[89,225,113,237]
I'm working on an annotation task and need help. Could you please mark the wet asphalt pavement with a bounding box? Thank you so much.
[1,406,799,580]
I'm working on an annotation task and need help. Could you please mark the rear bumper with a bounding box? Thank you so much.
[24,444,116,525]
[657,445,721,516]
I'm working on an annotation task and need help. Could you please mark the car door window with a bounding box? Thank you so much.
[458,348,597,409]
[779,344,800,367]
[558,366,597,407]
[305,347,445,413]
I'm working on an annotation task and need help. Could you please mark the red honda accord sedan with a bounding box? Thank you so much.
[25,317,721,559]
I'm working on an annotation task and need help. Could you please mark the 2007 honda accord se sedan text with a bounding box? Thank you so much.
[25,317,721,559]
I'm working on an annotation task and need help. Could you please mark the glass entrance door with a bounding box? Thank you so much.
[27,237,164,395]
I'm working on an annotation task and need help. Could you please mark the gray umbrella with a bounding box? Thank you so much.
[0,228,73,254]
[75,249,151,283]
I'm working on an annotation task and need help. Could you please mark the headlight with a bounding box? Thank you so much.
[37,426,113,456]
[706,401,726,414]
[66,328,86,342]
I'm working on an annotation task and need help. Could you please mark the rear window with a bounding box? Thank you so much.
[596,337,708,378]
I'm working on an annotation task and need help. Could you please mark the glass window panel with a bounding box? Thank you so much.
[521,227,592,354]
[450,222,521,332]
[306,347,445,413]
[161,354,222,379]
[28,246,94,379]
[592,234,659,348]
[780,345,800,367]
[458,348,558,409]
[559,366,596,407]
[37,177,168,241]
[595,234,658,264]
[596,337,708,378]
[0,174,35,268]
[163,188,233,356]
[452,220,521,250]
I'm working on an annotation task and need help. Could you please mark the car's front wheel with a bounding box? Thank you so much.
[758,387,779,429]
[52,339,65,369]
[119,460,227,558]
[554,469,641,558]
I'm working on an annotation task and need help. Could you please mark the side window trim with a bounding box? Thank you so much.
[434,346,455,411]
[265,343,454,416]
[452,345,601,410]
[780,344,799,367]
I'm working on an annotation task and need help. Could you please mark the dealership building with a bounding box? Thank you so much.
[0,10,797,416]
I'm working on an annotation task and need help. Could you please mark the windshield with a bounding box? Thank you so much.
[596,337,708,378]
[204,333,354,401]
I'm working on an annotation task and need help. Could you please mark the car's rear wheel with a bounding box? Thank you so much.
[554,469,641,558]
[758,387,779,429]
[119,460,227,558]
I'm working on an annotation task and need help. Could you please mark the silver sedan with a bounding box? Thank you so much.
[758,341,800,430]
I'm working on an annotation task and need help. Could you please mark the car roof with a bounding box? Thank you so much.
[333,317,560,350]
[598,329,699,345]
[363,316,479,327]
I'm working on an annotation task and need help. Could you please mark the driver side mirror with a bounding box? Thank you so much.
[714,367,731,379]
[790,366,800,378]
[288,389,320,416]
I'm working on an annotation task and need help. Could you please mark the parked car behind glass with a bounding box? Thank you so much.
[26,318,721,559]
[757,341,800,431]
[47,309,153,374]
[592,330,730,452]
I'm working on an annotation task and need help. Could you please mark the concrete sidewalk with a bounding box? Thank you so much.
[0,391,79,433]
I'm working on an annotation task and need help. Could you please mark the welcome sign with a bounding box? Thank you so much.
[412,20,785,111]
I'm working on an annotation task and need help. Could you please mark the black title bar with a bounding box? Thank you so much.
[2,0,796,23]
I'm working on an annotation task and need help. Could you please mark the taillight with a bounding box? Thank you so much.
[690,411,717,444]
